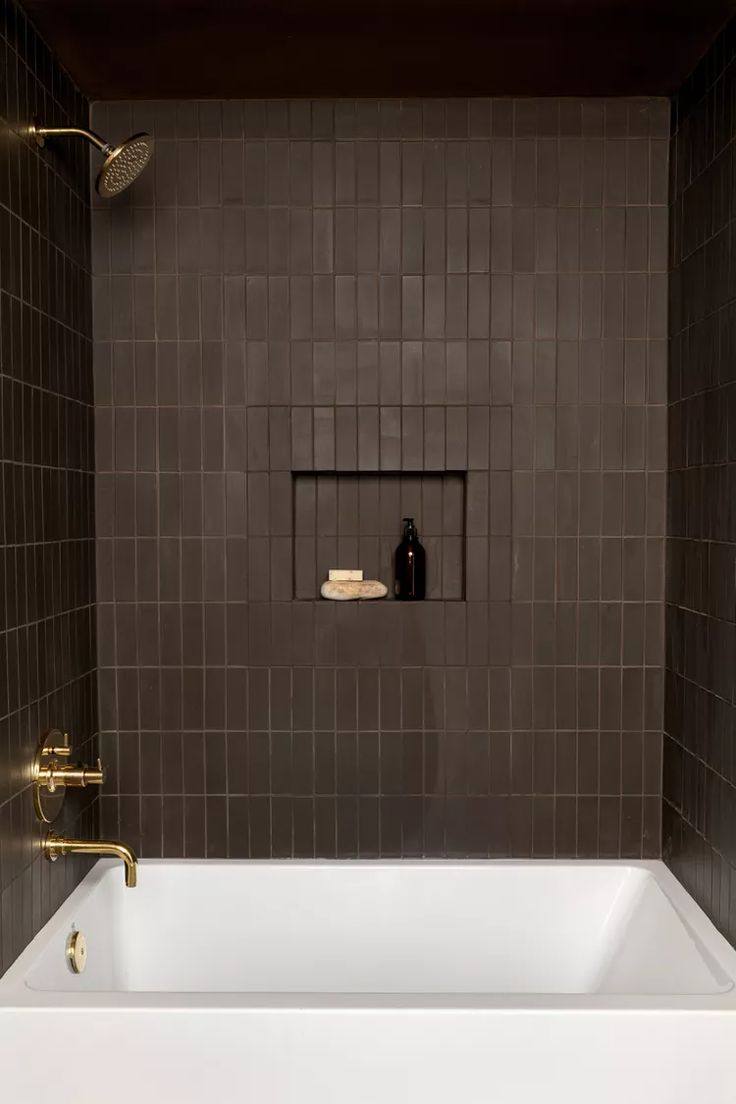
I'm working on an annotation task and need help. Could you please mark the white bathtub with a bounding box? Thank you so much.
[1,860,735,1103]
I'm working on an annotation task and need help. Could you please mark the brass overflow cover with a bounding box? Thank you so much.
[66,930,87,975]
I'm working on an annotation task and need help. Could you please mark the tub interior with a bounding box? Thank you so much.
[18,862,732,997]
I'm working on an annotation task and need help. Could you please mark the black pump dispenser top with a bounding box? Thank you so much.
[403,517,417,539]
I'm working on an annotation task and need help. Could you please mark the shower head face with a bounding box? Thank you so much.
[96,133,153,197]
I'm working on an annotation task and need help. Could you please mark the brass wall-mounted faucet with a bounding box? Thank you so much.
[32,729,139,888]
[44,833,138,888]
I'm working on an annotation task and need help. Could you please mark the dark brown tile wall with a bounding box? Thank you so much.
[666,20,736,943]
[0,0,96,974]
[92,97,668,862]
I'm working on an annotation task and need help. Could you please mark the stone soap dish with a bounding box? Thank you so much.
[320,579,388,600]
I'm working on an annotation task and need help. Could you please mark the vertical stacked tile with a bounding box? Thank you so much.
[91,96,668,862]
[667,19,736,943]
[0,0,96,973]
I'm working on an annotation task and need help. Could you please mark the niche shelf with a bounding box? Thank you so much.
[291,471,467,602]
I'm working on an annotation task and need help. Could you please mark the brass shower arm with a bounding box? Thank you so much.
[29,119,110,152]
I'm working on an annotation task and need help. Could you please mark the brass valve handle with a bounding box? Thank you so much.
[46,744,71,758]
[37,758,106,792]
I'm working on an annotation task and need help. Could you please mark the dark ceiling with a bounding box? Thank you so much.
[21,0,736,99]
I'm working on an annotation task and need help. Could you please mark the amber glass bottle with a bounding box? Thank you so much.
[394,517,426,600]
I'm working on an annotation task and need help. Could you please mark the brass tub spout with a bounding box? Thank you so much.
[44,833,138,887]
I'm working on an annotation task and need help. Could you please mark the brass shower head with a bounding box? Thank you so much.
[29,117,154,197]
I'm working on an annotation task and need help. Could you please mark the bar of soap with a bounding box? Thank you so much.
[321,580,388,601]
[328,569,364,581]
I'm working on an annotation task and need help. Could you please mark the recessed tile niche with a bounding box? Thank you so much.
[292,471,467,600]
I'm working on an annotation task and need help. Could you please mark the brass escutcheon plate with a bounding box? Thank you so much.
[32,729,70,824]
